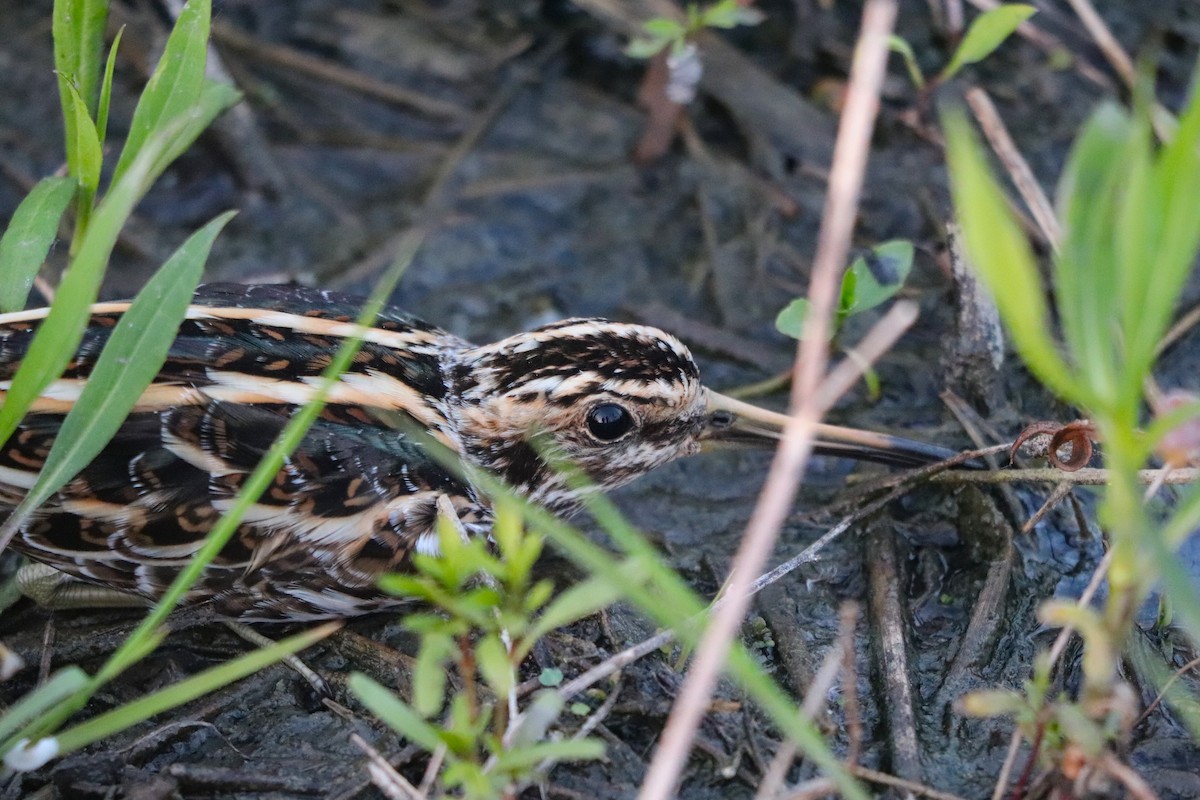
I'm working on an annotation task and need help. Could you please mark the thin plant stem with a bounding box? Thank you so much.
[636,3,898,797]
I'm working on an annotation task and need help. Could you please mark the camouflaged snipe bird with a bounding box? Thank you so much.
[0,284,957,621]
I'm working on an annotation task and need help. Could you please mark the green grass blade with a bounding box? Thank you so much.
[52,0,109,176]
[0,176,75,312]
[940,4,1035,81]
[51,623,339,757]
[349,672,445,753]
[63,81,103,197]
[96,26,125,147]
[0,668,88,755]
[942,108,1079,404]
[110,0,211,187]
[4,211,234,532]
[1053,103,1129,407]
[0,89,237,464]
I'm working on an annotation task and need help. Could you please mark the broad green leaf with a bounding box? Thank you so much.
[7,211,233,526]
[494,738,605,772]
[52,623,337,757]
[775,297,810,340]
[943,109,1078,405]
[476,634,514,698]
[53,0,109,174]
[625,37,668,59]
[888,35,926,89]
[111,0,212,187]
[64,81,103,194]
[941,4,1036,81]
[702,0,764,28]
[96,26,125,147]
[528,576,624,644]
[0,176,75,312]
[349,673,444,753]
[0,87,236,470]
[849,240,914,313]
[642,18,685,39]
[412,633,451,718]
[0,668,87,754]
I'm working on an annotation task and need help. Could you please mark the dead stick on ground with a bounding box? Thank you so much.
[930,467,1200,485]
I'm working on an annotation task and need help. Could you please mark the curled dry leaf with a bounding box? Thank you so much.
[1010,420,1097,471]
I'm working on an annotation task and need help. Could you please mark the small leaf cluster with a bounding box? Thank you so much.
[889,4,1035,90]
[776,240,914,342]
[775,240,913,399]
[626,0,764,59]
[350,499,610,798]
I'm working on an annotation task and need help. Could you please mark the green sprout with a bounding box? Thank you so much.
[625,0,765,59]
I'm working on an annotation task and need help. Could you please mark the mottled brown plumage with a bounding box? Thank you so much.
[0,284,957,621]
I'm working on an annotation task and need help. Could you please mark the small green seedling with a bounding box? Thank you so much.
[776,240,913,398]
[349,500,611,798]
[889,4,1036,91]
[625,0,764,59]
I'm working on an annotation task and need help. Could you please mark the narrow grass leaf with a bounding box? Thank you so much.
[887,35,925,89]
[493,738,605,771]
[7,211,233,529]
[943,109,1078,404]
[148,81,241,180]
[0,176,75,312]
[110,0,211,187]
[528,576,624,644]
[52,0,109,171]
[96,26,125,146]
[64,81,103,195]
[413,632,451,718]
[0,91,236,468]
[1053,103,1129,407]
[1141,64,1200,376]
[475,634,514,698]
[0,668,87,754]
[941,4,1035,81]
[349,672,445,753]
[52,623,339,756]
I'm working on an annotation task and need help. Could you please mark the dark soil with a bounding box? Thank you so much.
[2,1,1200,798]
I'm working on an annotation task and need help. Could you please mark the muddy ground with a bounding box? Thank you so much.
[2,0,1200,798]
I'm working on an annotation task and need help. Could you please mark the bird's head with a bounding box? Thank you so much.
[450,320,709,511]
[449,319,958,514]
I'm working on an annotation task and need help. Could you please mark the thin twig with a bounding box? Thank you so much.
[929,467,1200,486]
[989,729,1024,800]
[1060,0,1135,87]
[350,733,424,800]
[964,87,1061,247]
[211,21,468,121]
[1060,0,1175,140]
[638,5,898,797]
[850,765,969,800]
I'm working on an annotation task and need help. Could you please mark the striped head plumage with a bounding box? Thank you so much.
[0,284,960,621]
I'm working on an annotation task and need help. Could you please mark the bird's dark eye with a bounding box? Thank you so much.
[586,403,635,441]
